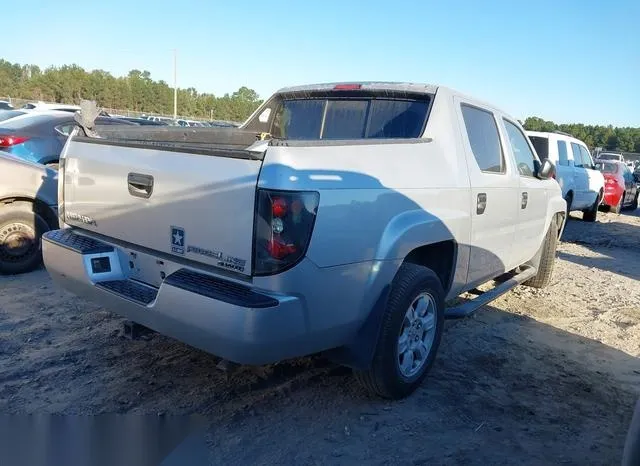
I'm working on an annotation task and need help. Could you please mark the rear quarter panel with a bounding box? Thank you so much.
[258,88,472,299]
[0,153,58,205]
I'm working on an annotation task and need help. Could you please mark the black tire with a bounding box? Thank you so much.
[612,194,623,214]
[564,192,573,219]
[582,191,601,222]
[0,203,50,274]
[354,263,445,399]
[524,216,559,289]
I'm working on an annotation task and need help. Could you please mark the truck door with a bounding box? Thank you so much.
[455,100,519,287]
[570,142,589,208]
[501,118,550,268]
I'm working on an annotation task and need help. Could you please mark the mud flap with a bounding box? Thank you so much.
[324,285,391,370]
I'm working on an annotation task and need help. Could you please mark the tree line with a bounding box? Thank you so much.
[522,117,640,153]
[1,59,639,150]
[0,59,262,122]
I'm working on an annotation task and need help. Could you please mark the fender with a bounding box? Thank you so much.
[375,209,459,261]
[327,210,461,370]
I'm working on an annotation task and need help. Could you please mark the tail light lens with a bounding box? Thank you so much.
[253,189,319,276]
[0,135,29,147]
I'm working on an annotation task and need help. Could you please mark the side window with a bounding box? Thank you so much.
[556,140,569,166]
[570,143,583,168]
[579,146,594,169]
[503,119,537,177]
[55,124,75,136]
[460,104,504,173]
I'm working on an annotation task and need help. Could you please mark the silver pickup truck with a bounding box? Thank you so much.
[43,82,566,399]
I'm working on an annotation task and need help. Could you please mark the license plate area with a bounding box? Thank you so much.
[91,256,111,274]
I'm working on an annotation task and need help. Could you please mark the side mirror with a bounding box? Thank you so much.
[536,158,556,180]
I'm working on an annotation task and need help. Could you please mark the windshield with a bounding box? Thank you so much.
[271,97,431,140]
[595,161,618,174]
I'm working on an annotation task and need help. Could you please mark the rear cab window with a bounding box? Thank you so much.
[596,161,618,174]
[270,96,430,140]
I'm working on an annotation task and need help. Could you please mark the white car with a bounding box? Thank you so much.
[527,131,604,222]
[597,152,625,163]
[20,101,81,113]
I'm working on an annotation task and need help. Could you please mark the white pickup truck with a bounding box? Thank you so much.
[43,82,566,399]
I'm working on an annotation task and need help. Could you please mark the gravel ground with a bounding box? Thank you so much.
[0,208,639,465]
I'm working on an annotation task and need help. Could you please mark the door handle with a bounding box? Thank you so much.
[477,193,487,215]
[521,192,528,209]
[128,173,154,198]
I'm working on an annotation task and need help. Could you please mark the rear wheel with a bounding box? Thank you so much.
[524,216,559,289]
[0,203,50,274]
[354,264,445,399]
[582,190,601,222]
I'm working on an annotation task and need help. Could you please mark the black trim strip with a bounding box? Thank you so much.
[164,268,278,309]
[43,229,114,254]
[73,137,264,160]
[96,280,158,306]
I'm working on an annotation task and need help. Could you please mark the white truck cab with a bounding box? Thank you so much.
[527,131,604,221]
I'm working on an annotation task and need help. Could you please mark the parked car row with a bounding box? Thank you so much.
[526,130,638,220]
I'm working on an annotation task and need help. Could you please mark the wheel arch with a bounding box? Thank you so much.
[0,196,58,230]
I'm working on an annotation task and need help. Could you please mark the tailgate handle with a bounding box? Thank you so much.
[127,173,154,198]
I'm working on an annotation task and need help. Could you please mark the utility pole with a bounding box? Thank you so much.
[173,49,178,120]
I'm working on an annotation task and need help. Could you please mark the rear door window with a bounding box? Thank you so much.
[271,97,430,140]
[556,140,569,166]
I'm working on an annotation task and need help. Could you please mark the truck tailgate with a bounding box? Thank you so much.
[63,139,262,275]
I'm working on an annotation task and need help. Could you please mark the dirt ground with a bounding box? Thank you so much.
[1,208,639,465]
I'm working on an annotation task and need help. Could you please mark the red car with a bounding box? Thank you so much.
[595,160,639,213]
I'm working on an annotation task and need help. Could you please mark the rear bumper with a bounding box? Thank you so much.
[42,228,362,365]
[602,189,622,207]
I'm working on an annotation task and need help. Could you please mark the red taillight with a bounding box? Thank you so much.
[333,84,362,90]
[254,189,320,276]
[271,197,287,217]
[0,135,29,147]
[267,237,297,259]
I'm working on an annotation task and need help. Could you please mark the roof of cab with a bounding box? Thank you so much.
[277,82,440,95]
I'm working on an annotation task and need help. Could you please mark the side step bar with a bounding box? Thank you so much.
[444,266,538,319]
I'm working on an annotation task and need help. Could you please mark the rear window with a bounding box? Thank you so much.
[0,113,58,129]
[271,98,430,140]
[0,110,26,123]
[596,162,618,174]
[598,153,621,161]
[528,136,549,160]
